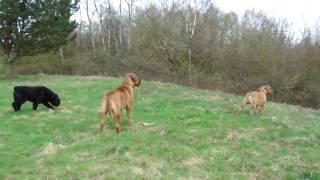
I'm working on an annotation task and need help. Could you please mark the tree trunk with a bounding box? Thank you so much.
[108,0,112,52]
[108,29,111,50]
[126,0,134,50]
[188,46,192,85]
[119,0,122,48]
[78,5,83,48]
[91,34,96,54]
[113,29,119,54]
[184,1,197,85]
[101,27,107,53]
[94,0,107,53]
[4,54,15,75]
[86,0,96,54]
[4,62,13,75]
[59,47,64,65]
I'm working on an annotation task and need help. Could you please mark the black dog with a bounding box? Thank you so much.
[12,86,60,112]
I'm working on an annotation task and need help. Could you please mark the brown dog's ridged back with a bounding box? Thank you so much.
[117,85,131,93]
[106,85,130,97]
[255,87,267,94]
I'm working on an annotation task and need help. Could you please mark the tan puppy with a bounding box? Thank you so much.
[240,85,273,114]
[100,73,141,133]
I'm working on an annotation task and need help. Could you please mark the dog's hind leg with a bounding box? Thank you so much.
[125,106,131,126]
[108,110,114,128]
[43,102,54,109]
[115,112,122,133]
[239,96,248,112]
[259,104,264,113]
[100,110,107,132]
[251,104,257,115]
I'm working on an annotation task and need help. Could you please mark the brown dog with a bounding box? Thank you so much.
[100,73,141,133]
[240,85,273,114]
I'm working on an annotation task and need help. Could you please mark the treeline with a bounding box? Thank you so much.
[12,0,320,108]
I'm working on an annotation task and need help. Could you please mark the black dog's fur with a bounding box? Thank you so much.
[12,86,60,112]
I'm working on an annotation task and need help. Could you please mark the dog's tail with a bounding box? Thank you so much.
[100,95,108,131]
[238,94,249,112]
[100,95,108,113]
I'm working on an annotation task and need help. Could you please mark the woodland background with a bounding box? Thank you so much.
[1,0,320,108]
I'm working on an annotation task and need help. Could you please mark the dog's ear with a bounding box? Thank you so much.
[129,73,141,86]
[262,85,273,93]
[262,85,271,90]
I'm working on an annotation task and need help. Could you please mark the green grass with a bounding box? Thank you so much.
[0,74,319,179]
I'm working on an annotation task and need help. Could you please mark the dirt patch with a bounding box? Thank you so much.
[272,120,289,129]
[129,155,163,178]
[225,130,239,142]
[72,132,97,142]
[60,107,73,114]
[248,127,267,137]
[208,136,219,143]
[11,115,29,120]
[74,152,96,161]
[72,105,89,111]
[39,142,65,156]
[237,127,267,140]
[132,167,145,176]
[148,127,167,135]
[182,157,203,167]
[105,146,130,156]
[182,93,222,102]
[131,122,155,129]
[207,95,222,101]
[130,122,167,135]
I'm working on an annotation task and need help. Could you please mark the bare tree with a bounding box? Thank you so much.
[119,0,123,48]
[94,0,107,53]
[125,0,135,50]
[59,47,64,65]
[184,0,198,84]
[78,3,83,48]
[86,0,96,53]
[107,0,112,50]
[108,0,120,54]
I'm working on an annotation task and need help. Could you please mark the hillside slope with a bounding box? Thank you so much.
[0,75,319,179]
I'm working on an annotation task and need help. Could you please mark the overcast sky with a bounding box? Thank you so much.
[75,0,320,36]
[214,0,320,35]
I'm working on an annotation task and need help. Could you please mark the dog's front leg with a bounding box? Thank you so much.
[44,102,54,109]
[12,102,22,112]
[33,102,38,110]
[259,104,264,113]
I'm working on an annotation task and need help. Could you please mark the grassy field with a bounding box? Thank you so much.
[0,75,319,179]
